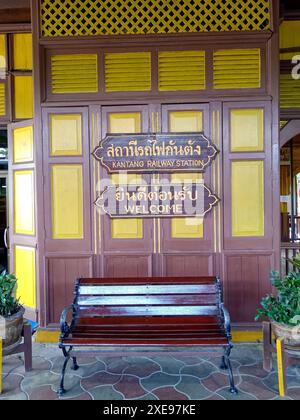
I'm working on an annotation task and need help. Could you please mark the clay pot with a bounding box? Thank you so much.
[1,307,25,355]
[272,321,300,349]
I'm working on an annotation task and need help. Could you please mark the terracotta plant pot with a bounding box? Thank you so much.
[1,307,25,355]
[272,321,300,349]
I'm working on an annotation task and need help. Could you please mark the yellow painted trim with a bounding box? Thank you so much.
[277,338,285,397]
[36,329,263,344]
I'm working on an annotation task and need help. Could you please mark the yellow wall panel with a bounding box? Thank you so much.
[280,21,300,49]
[13,125,33,163]
[109,113,141,134]
[0,34,6,71]
[159,51,205,91]
[14,76,34,119]
[13,34,33,70]
[231,109,264,152]
[105,52,151,92]
[0,83,5,116]
[52,165,84,239]
[15,246,36,309]
[51,54,98,94]
[14,170,35,236]
[214,49,261,89]
[169,111,204,238]
[108,112,143,239]
[232,161,265,237]
[50,114,82,156]
[169,111,203,133]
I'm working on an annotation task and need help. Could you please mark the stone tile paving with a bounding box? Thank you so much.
[0,343,299,400]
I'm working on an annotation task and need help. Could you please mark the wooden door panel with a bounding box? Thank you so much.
[164,254,214,277]
[104,255,152,278]
[161,104,214,253]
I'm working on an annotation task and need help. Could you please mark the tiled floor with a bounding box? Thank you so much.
[0,343,300,400]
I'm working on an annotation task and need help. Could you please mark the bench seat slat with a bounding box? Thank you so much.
[78,295,217,306]
[79,284,217,296]
[78,306,219,317]
[73,324,222,332]
[70,332,226,339]
[62,338,228,346]
[75,315,221,326]
[79,277,217,286]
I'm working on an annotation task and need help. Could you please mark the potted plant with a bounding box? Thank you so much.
[0,272,24,355]
[256,259,300,349]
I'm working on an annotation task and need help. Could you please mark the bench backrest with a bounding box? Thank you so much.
[74,277,223,323]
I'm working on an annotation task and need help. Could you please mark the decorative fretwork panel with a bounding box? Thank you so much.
[281,75,300,109]
[159,51,205,91]
[40,0,271,37]
[51,54,98,94]
[105,52,151,92]
[214,49,261,89]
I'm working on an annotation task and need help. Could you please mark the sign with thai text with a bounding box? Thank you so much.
[95,182,219,218]
[93,133,218,173]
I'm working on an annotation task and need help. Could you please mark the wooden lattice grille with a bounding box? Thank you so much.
[40,0,271,37]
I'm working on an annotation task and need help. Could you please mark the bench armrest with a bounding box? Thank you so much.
[60,305,76,337]
[221,304,232,340]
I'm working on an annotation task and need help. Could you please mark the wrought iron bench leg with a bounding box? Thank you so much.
[72,357,79,371]
[58,348,71,396]
[220,355,228,370]
[224,346,238,395]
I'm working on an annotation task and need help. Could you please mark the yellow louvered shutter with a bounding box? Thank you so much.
[159,51,205,91]
[51,54,98,94]
[0,83,5,116]
[281,74,300,108]
[105,52,151,92]
[214,49,261,89]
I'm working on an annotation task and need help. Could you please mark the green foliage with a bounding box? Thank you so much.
[256,270,300,326]
[0,272,22,318]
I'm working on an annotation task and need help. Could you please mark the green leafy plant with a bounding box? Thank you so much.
[256,270,300,326]
[0,272,22,317]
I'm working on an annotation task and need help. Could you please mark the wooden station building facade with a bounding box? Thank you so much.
[0,0,297,329]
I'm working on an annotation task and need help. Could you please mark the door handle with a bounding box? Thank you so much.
[4,227,9,250]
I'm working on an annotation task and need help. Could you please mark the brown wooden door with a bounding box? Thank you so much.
[100,105,154,277]
[159,104,215,277]
[97,103,214,278]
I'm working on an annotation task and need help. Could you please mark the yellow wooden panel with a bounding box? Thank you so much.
[280,21,300,49]
[14,76,33,120]
[51,54,98,94]
[231,109,264,152]
[232,161,264,237]
[169,111,203,133]
[52,165,84,239]
[169,111,204,238]
[15,246,36,309]
[0,83,5,116]
[50,114,82,156]
[281,74,300,109]
[214,49,261,89]
[13,34,33,71]
[159,51,205,91]
[13,125,33,163]
[105,52,151,92]
[14,170,35,236]
[0,34,6,72]
[108,112,142,239]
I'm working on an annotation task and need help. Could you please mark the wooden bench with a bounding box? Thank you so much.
[58,277,238,396]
